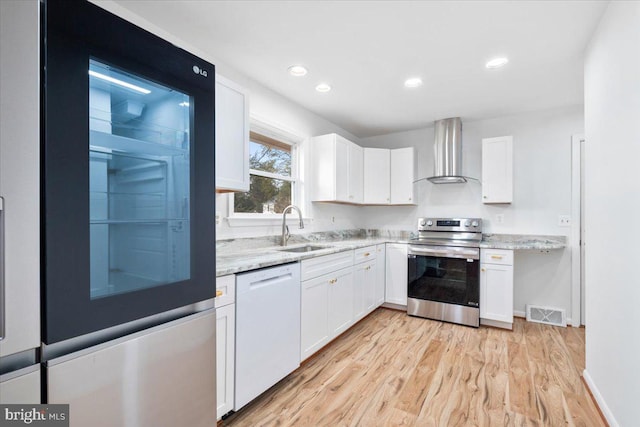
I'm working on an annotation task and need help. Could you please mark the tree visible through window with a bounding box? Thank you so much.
[234,132,294,214]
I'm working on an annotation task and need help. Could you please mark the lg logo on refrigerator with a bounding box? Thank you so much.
[192,65,208,77]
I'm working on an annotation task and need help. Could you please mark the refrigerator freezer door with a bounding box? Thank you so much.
[47,309,216,427]
[0,365,41,404]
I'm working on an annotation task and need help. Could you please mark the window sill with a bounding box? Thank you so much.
[226,215,313,227]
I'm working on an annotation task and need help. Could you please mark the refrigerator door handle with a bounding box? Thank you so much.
[0,196,5,340]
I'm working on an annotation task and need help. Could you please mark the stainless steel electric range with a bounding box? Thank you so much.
[407,217,483,327]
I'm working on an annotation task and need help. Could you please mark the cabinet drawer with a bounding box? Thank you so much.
[481,249,513,266]
[215,274,236,308]
[354,245,376,264]
[301,251,354,281]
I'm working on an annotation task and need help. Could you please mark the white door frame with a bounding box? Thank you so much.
[571,134,585,327]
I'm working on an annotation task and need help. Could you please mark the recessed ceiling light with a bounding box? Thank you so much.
[288,65,308,76]
[486,57,509,69]
[404,77,423,88]
[315,83,331,93]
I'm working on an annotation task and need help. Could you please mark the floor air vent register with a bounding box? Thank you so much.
[526,304,567,327]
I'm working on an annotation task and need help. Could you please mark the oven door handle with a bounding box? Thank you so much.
[408,245,479,260]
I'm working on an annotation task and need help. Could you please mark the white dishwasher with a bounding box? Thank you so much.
[235,262,301,410]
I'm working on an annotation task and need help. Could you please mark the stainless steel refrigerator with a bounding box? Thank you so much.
[39,1,217,425]
[0,0,42,405]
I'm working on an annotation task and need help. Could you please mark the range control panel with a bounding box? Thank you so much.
[417,217,483,233]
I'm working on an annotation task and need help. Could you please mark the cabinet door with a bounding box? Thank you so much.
[375,244,386,306]
[301,274,330,361]
[349,143,364,204]
[335,136,350,202]
[353,263,365,321]
[328,267,354,337]
[482,136,513,203]
[363,148,391,204]
[353,260,376,321]
[216,303,235,420]
[480,263,514,323]
[385,244,408,305]
[390,147,416,204]
[215,74,249,192]
[363,261,377,315]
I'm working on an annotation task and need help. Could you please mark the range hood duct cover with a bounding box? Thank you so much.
[427,117,467,184]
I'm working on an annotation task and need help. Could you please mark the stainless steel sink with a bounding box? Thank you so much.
[277,245,329,253]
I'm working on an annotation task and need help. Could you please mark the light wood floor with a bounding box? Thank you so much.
[223,308,604,427]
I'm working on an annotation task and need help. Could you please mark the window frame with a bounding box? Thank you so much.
[226,116,306,227]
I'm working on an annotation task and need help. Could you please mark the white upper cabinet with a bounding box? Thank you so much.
[482,136,513,204]
[390,147,416,205]
[363,148,391,204]
[349,143,364,204]
[215,74,249,192]
[311,133,363,204]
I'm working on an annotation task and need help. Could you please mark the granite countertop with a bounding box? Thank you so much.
[216,230,410,277]
[480,234,566,250]
[216,230,566,276]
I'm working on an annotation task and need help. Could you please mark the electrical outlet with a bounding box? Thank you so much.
[215,212,221,225]
[496,214,504,224]
[558,215,571,227]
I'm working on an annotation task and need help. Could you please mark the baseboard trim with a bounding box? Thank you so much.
[480,318,512,330]
[381,302,407,311]
[582,369,618,427]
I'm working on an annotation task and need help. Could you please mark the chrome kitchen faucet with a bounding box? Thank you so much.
[281,205,304,246]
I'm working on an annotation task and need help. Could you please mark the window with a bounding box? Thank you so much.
[233,132,296,214]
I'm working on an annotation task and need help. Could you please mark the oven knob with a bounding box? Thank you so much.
[426,220,433,226]
[419,219,426,226]
[464,221,471,227]
[472,220,479,227]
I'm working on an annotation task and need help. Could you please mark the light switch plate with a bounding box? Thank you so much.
[558,215,571,227]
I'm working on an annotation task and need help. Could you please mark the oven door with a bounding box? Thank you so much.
[407,245,480,308]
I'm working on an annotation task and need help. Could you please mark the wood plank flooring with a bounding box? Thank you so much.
[222,308,604,427]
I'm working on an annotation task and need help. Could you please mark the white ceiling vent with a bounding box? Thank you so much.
[526,304,566,327]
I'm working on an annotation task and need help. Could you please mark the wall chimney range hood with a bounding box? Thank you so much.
[427,117,468,184]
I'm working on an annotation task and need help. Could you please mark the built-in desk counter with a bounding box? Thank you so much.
[480,234,566,251]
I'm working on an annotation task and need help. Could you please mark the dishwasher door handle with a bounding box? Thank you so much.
[248,273,294,290]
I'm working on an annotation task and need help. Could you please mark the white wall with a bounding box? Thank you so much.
[93,1,364,241]
[98,2,582,322]
[584,2,640,426]
[360,106,583,321]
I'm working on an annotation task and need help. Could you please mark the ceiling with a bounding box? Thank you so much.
[111,0,608,138]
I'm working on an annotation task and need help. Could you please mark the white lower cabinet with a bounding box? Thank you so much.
[353,245,377,321]
[385,243,408,306]
[301,272,331,359]
[301,251,354,361]
[375,244,386,306]
[328,267,356,336]
[215,274,236,420]
[480,249,514,329]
